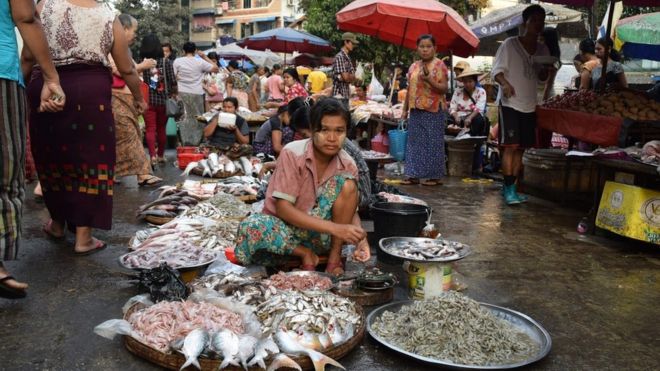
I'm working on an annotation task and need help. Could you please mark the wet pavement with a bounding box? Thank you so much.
[1,150,659,370]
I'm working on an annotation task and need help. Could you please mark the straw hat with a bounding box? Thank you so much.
[454,61,470,71]
[457,69,482,80]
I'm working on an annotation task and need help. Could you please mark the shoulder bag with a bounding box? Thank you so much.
[163,59,184,119]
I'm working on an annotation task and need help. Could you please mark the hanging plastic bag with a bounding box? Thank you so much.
[388,120,408,161]
[355,62,365,81]
[368,75,384,96]
[138,263,188,302]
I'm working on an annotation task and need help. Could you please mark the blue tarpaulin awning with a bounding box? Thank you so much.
[192,8,215,16]
[216,19,236,25]
[251,16,276,23]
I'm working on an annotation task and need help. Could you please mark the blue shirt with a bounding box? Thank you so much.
[0,2,24,86]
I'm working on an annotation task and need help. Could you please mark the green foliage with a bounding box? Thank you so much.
[115,0,190,56]
[301,0,488,79]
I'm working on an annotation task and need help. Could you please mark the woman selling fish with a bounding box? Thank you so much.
[251,97,307,157]
[235,98,366,274]
[203,97,252,156]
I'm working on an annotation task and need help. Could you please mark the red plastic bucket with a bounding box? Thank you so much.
[177,153,204,170]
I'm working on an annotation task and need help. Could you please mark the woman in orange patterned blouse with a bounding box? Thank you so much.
[401,34,448,186]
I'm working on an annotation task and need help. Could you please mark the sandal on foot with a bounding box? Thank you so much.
[0,276,27,299]
[74,239,107,256]
[138,175,163,187]
[400,178,419,185]
[43,220,65,240]
[421,180,442,186]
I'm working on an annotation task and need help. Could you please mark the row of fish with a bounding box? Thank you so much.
[136,189,203,220]
[383,238,467,261]
[182,154,263,179]
[120,236,217,269]
[190,273,276,307]
[213,176,265,197]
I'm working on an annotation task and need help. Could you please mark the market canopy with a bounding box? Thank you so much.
[616,12,660,61]
[541,0,658,6]
[470,4,583,39]
[336,0,479,57]
[212,43,283,68]
[237,28,333,54]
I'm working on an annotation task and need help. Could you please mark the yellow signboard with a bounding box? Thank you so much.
[596,181,660,245]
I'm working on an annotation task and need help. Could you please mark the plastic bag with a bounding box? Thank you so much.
[368,76,384,96]
[355,62,365,81]
[122,294,154,315]
[94,319,135,340]
[138,263,188,302]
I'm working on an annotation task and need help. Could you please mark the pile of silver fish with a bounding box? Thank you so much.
[136,187,204,220]
[383,238,466,261]
[266,271,335,292]
[206,192,252,217]
[214,175,265,197]
[120,234,217,269]
[190,273,276,306]
[182,155,263,179]
[257,290,361,351]
[127,300,245,352]
[129,217,237,254]
[371,291,538,366]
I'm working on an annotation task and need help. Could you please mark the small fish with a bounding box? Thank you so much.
[266,353,302,371]
[274,330,345,371]
[181,161,199,177]
[179,329,209,371]
[248,336,279,369]
[211,330,240,369]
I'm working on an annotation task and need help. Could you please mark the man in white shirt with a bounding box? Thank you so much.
[492,4,552,205]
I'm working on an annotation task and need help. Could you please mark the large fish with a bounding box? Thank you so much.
[274,330,345,371]
[211,329,240,369]
[239,157,253,176]
[199,159,212,177]
[266,353,302,371]
[208,153,221,173]
[181,161,199,177]
[179,329,209,371]
[139,195,182,212]
[248,336,279,369]
[237,334,258,370]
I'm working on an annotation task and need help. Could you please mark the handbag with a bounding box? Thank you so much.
[162,59,184,119]
[112,75,126,89]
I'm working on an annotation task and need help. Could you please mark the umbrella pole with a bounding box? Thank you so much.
[449,51,454,96]
[598,0,616,92]
[389,18,410,105]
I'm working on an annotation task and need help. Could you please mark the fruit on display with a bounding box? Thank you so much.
[543,90,660,121]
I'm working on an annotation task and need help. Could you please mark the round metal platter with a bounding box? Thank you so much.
[379,237,472,263]
[367,300,552,369]
[117,254,217,271]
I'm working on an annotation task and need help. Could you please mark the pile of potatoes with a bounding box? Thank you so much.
[543,90,660,121]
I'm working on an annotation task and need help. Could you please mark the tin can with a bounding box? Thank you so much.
[403,261,452,300]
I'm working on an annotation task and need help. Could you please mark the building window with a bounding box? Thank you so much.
[241,23,254,38]
[218,24,235,38]
[258,20,275,32]
[243,0,251,8]
[255,0,269,7]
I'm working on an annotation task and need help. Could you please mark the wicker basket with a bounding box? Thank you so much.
[144,215,175,225]
[190,167,242,179]
[122,302,365,371]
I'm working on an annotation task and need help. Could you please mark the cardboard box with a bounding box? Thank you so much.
[596,181,660,245]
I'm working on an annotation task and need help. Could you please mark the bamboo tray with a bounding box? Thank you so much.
[190,167,242,179]
[122,302,365,371]
[144,215,175,225]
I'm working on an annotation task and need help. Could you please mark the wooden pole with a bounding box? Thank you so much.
[598,0,616,92]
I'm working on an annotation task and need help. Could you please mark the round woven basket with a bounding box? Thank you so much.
[144,215,175,225]
[122,302,365,371]
[191,167,242,179]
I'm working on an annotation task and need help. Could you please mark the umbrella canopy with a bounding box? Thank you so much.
[616,12,660,61]
[542,0,658,6]
[292,53,335,66]
[237,28,333,54]
[470,4,583,39]
[214,43,283,68]
[336,0,479,57]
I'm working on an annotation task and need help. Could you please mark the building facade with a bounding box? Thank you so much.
[189,0,303,49]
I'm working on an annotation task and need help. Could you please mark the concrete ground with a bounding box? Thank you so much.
[1,151,658,371]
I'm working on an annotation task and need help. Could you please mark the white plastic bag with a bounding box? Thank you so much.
[94,319,135,340]
[355,62,365,81]
[368,76,384,96]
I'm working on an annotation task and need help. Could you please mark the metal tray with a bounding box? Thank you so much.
[379,237,471,263]
[117,253,217,271]
[367,300,552,369]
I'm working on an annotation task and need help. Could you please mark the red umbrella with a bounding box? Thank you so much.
[336,0,479,57]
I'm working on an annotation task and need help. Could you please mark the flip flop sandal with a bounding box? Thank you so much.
[43,220,65,240]
[0,276,27,299]
[74,239,107,256]
[421,180,442,186]
[138,176,163,187]
[400,178,419,185]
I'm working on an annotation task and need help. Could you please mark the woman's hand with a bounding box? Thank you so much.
[39,80,66,113]
[464,116,472,128]
[332,223,366,245]
[258,162,276,180]
[134,99,148,114]
[501,81,515,98]
[353,238,371,262]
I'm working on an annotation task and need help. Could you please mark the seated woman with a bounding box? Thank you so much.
[203,97,251,154]
[449,69,487,136]
[235,98,367,274]
[252,97,307,157]
[283,68,309,103]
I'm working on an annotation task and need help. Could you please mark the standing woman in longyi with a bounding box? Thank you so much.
[401,34,449,186]
[24,0,146,254]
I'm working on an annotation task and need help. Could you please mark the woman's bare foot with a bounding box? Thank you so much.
[301,249,319,269]
[74,237,107,255]
[43,219,65,239]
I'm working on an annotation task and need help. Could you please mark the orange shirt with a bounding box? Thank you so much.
[406,58,448,112]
